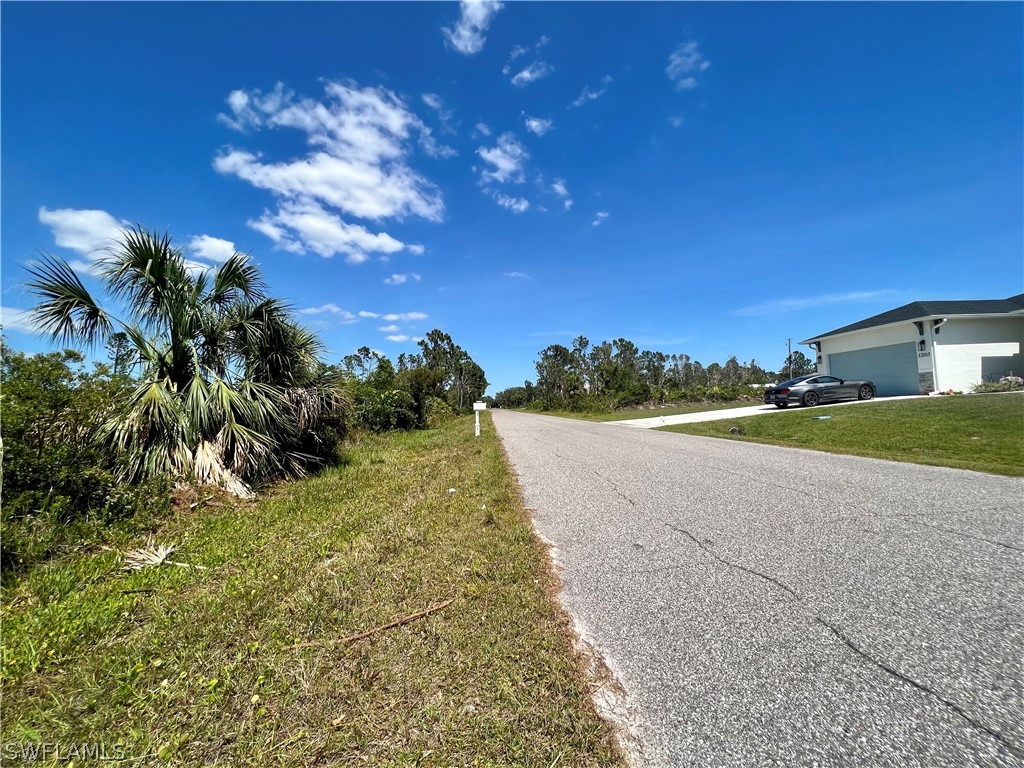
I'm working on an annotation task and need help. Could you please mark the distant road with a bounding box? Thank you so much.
[493,409,1024,767]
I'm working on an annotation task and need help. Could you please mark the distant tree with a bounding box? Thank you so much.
[782,351,815,378]
[105,331,136,376]
[706,362,723,386]
[746,358,769,384]
[417,329,488,412]
[342,346,384,380]
[570,335,592,391]
[640,350,669,401]
[722,355,742,386]
[535,344,574,408]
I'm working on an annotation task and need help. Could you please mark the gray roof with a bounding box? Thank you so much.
[803,294,1024,342]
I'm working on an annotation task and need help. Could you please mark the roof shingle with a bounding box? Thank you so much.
[803,294,1024,342]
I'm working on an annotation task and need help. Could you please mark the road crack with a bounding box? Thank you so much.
[664,522,797,598]
[816,616,1024,761]
[664,521,1024,759]
[594,470,637,508]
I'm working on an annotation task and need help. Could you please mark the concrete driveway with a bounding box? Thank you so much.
[605,395,929,429]
[492,409,1023,767]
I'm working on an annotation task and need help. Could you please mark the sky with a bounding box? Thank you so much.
[2,1,1021,393]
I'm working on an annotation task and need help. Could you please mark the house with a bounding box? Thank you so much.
[801,294,1024,395]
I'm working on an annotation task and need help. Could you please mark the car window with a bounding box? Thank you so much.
[817,376,839,383]
[805,378,819,384]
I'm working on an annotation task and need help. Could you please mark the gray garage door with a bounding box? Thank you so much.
[829,342,919,396]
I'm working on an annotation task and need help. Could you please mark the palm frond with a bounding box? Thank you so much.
[209,252,266,307]
[25,254,112,347]
[102,226,191,332]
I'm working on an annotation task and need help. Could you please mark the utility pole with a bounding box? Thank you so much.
[787,338,792,380]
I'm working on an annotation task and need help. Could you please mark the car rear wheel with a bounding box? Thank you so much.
[858,385,874,401]
[802,391,820,407]
[775,403,788,408]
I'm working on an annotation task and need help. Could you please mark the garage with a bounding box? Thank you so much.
[828,342,919,396]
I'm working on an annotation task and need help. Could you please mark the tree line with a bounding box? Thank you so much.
[494,336,815,411]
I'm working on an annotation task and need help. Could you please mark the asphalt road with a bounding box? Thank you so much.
[491,409,1024,768]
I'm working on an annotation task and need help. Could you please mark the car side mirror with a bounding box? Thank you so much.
[839,379,844,385]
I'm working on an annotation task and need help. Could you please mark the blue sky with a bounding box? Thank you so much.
[2,1,1021,392]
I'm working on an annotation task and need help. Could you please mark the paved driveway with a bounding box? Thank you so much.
[492,409,1023,767]
[605,395,928,428]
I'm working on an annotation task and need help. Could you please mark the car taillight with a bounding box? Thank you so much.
[778,388,790,394]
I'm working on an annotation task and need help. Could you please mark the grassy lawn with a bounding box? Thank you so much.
[537,400,756,422]
[1,414,622,766]
[658,393,1024,476]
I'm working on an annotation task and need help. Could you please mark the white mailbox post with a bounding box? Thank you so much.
[472,401,487,437]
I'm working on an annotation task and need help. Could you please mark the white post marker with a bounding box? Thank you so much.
[473,401,487,437]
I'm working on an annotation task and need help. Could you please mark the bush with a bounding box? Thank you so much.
[424,396,455,429]
[0,348,171,571]
[353,388,417,432]
[972,377,1024,394]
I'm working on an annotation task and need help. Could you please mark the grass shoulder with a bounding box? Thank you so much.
[1,414,622,766]
[657,393,1024,476]
[529,400,756,422]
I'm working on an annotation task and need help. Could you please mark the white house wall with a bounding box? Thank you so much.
[933,317,1024,391]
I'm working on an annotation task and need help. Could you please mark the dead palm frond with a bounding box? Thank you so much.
[122,537,207,571]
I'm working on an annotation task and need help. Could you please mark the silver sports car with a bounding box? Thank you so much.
[763,375,876,408]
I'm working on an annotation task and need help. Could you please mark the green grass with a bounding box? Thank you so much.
[1,414,622,766]
[658,393,1024,476]
[536,400,756,422]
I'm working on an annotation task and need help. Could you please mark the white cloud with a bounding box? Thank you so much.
[249,199,418,264]
[494,194,530,214]
[667,116,686,128]
[421,92,457,138]
[551,178,573,210]
[667,41,710,91]
[384,273,422,285]
[386,334,410,342]
[298,304,358,322]
[733,290,899,317]
[505,36,550,74]
[215,80,444,261]
[0,306,36,333]
[418,128,458,159]
[524,116,553,136]
[442,0,503,55]
[188,235,237,263]
[474,122,492,137]
[503,271,530,279]
[569,76,612,108]
[379,324,400,332]
[592,211,610,227]
[38,207,127,260]
[510,60,553,87]
[359,310,429,322]
[477,133,529,184]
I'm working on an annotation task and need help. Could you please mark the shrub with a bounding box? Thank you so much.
[354,388,417,432]
[0,348,171,571]
[424,396,455,429]
[972,377,1024,394]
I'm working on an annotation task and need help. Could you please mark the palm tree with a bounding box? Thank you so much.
[26,226,347,496]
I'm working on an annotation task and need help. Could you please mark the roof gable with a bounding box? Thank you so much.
[803,293,1024,342]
